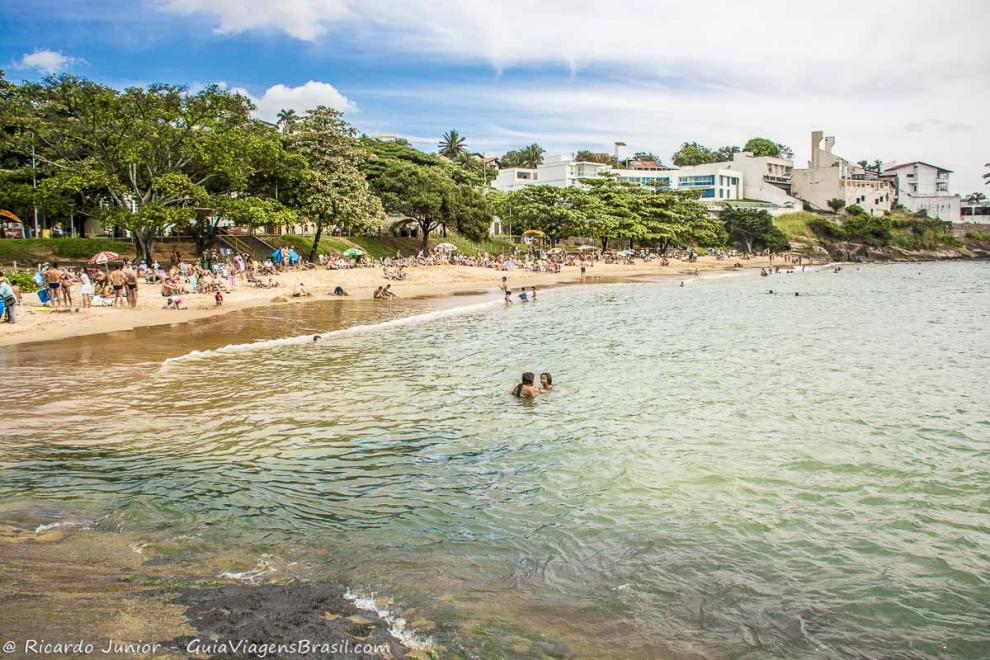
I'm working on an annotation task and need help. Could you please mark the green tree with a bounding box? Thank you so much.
[743,137,786,158]
[287,107,384,261]
[0,76,284,263]
[502,185,600,242]
[631,151,660,162]
[827,198,846,213]
[501,143,544,169]
[720,206,788,253]
[575,150,615,165]
[580,175,645,250]
[639,190,724,253]
[373,160,453,252]
[438,129,467,158]
[276,108,298,133]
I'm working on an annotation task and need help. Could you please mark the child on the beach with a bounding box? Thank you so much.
[214,291,223,307]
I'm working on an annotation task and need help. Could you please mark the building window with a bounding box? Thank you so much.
[701,189,716,198]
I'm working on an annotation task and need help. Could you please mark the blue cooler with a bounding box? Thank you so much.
[36,288,50,304]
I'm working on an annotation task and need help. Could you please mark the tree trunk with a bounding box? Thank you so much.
[309,223,324,263]
[600,236,609,251]
[420,221,431,253]
[134,230,155,265]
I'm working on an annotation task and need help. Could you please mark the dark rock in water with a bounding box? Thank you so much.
[162,582,414,659]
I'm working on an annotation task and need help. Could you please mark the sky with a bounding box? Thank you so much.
[2,0,989,193]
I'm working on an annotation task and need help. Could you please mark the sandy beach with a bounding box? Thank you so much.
[0,256,790,347]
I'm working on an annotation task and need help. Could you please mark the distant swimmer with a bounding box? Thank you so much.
[518,288,529,303]
[539,372,553,392]
[313,335,321,344]
[679,281,685,287]
[530,287,537,301]
[769,289,774,294]
[510,372,539,398]
[794,292,799,296]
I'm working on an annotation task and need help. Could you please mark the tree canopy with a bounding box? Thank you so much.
[720,206,789,253]
[500,143,545,169]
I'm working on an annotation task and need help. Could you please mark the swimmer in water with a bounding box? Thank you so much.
[539,372,553,392]
[313,335,321,344]
[509,372,539,398]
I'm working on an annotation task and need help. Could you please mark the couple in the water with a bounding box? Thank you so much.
[509,372,553,398]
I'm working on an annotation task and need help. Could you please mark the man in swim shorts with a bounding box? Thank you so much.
[108,265,126,308]
[44,263,63,311]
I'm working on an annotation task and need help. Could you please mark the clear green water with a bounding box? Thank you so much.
[2,262,989,657]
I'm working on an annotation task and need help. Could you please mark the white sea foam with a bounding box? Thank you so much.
[219,554,277,583]
[34,520,85,533]
[160,299,502,371]
[344,589,434,651]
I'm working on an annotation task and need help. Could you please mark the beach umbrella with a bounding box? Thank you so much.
[88,251,120,265]
[343,248,364,258]
[620,249,634,256]
[434,242,458,252]
[576,245,596,251]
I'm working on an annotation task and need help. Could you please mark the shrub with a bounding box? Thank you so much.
[4,271,37,291]
[808,217,845,240]
[965,231,990,242]
[845,204,867,216]
[843,214,892,245]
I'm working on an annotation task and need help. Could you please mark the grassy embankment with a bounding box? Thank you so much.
[773,210,963,252]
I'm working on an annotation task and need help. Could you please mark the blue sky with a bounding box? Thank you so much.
[3,0,989,193]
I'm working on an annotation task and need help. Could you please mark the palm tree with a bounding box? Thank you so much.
[438,130,467,158]
[984,162,989,186]
[276,108,297,133]
[519,143,545,169]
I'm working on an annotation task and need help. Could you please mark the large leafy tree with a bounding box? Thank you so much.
[743,137,793,159]
[580,176,645,250]
[287,107,384,261]
[1,76,286,262]
[437,129,467,158]
[373,160,453,252]
[672,142,738,166]
[720,206,788,253]
[502,185,601,242]
[638,190,724,253]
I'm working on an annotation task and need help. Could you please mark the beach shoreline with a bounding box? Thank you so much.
[0,256,790,348]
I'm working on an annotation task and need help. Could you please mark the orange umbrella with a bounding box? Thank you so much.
[0,209,23,223]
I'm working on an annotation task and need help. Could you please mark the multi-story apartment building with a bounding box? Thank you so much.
[492,153,744,202]
[791,130,894,216]
[882,161,960,222]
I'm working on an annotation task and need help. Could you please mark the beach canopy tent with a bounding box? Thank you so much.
[343,248,364,258]
[434,242,458,252]
[88,251,120,265]
[0,209,22,222]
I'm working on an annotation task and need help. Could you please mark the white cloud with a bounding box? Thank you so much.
[158,0,990,191]
[232,80,356,121]
[11,49,84,74]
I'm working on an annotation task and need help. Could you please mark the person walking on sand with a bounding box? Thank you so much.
[108,265,126,308]
[44,263,63,311]
[79,269,94,308]
[59,267,74,309]
[124,263,138,308]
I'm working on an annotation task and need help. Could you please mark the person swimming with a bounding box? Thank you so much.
[509,372,538,398]
[313,335,321,344]
[539,372,552,391]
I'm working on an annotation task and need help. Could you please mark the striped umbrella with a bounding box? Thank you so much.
[88,251,120,265]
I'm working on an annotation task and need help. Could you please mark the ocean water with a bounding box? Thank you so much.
[2,261,989,657]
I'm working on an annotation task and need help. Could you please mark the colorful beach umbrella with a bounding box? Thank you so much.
[88,251,120,265]
[434,242,458,252]
[343,248,364,258]
[0,209,23,223]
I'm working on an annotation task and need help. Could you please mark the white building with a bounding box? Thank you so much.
[791,130,894,216]
[492,153,744,203]
[715,152,801,209]
[882,161,960,222]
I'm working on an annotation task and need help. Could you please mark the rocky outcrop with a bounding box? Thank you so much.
[818,238,990,263]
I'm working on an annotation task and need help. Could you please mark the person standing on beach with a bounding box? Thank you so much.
[44,263,63,311]
[79,269,94,308]
[108,265,126,308]
[123,263,138,308]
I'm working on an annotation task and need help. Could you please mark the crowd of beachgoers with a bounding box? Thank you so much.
[0,242,793,332]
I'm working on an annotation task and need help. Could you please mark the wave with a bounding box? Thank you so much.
[344,589,434,651]
[160,299,502,370]
[219,554,277,583]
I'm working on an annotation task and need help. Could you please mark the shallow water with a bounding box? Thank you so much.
[3,262,989,657]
